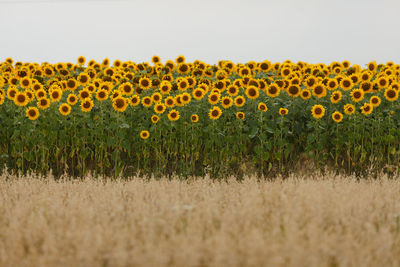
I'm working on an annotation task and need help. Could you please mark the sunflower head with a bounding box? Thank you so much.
[236,112,245,120]
[385,88,398,102]
[26,107,39,120]
[59,103,71,116]
[191,114,199,123]
[279,108,288,116]
[361,103,373,115]
[168,109,180,121]
[209,106,222,120]
[311,104,325,119]
[370,96,381,107]
[113,97,128,112]
[151,115,159,124]
[332,111,343,123]
[234,96,246,107]
[257,102,268,112]
[351,89,364,103]
[140,130,150,140]
[14,92,28,107]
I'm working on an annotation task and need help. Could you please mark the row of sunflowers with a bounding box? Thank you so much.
[1,56,400,178]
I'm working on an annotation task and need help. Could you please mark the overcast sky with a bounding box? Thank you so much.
[0,0,399,66]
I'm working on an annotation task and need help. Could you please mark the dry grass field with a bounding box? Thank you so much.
[1,173,400,267]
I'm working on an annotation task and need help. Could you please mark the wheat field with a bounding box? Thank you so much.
[0,173,400,267]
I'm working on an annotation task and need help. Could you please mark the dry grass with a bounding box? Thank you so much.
[0,173,400,267]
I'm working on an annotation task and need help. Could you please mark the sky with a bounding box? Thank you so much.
[0,0,399,66]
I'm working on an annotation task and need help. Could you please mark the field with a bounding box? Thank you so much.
[1,173,400,267]
[1,57,400,177]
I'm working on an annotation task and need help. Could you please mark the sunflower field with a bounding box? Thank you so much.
[1,56,400,178]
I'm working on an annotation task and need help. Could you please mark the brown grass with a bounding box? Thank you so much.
[1,173,400,267]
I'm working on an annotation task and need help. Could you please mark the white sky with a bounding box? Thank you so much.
[0,0,399,66]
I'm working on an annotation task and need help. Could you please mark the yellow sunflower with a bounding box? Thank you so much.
[221,96,233,109]
[154,103,166,114]
[151,115,159,124]
[191,114,199,123]
[140,130,150,140]
[370,96,381,107]
[139,77,152,90]
[164,96,175,108]
[130,95,140,106]
[350,89,364,102]
[67,94,78,105]
[279,108,288,116]
[14,92,28,107]
[236,112,245,120]
[331,111,343,123]
[257,102,268,112]
[26,107,39,120]
[384,88,398,102]
[209,106,222,120]
[234,96,246,107]
[37,98,50,110]
[208,92,220,105]
[344,104,355,115]
[311,104,325,119]
[112,97,128,112]
[141,96,153,107]
[192,88,205,100]
[80,98,94,112]
[300,89,311,100]
[168,109,180,121]
[59,103,71,116]
[361,103,373,115]
[330,91,342,104]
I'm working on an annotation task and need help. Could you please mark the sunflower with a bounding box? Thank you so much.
[32,83,43,92]
[361,103,373,115]
[152,55,161,64]
[360,71,372,82]
[209,106,222,120]
[130,95,140,106]
[312,83,327,98]
[77,73,90,85]
[300,89,311,100]
[221,96,233,109]
[360,82,373,93]
[234,96,246,107]
[327,79,338,90]
[95,89,108,101]
[119,82,133,96]
[26,107,39,120]
[332,111,343,123]
[223,85,237,98]
[350,89,364,102]
[311,104,325,119]
[50,88,63,102]
[244,86,259,100]
[14,92,28,107]
[340,78,353,90]
[139,77,152,90]
[112,97,128,112]
[330,91,342,104]
[20,77,31,89]
[37,98,50,110]
[236,112,245,120]
[67,94,78,105]
[151,92,162,103]
[279,108,288,116]
[178,78,189,91]
[59,103,71,116]
[80,98,94,112]
[344,104,355,115]
[141,96,153,107]
[168,109,180,121]
[154,103,166,114]
[164,96,175,108]
[140,130,150,140]
[287,84,301,97]
[177,63,190,74]
[7,86,17,100]
[369,96,381,107]
[77,56,86,65]
[384,88,398,102]
[175,55,185,64]
[281,67,292,77]
[159,81,172,95]
[208,93,220,105]
[66,78,78,91]
[376,76,388,89]
[367,61,377,72]
[151,115,159,124]
[175,95,184,107]
[257,102,268,112]
[192,88,205,100]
